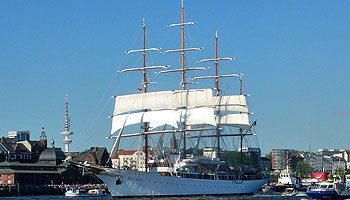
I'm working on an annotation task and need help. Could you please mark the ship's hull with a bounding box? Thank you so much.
[97,169,269,198]
[306,190,349,200]
[273,184,298,192]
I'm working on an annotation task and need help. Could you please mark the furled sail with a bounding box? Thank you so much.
[214,95,249,113]
[216,113,250,130]
[111,107,217,135]
[113,88,214,115]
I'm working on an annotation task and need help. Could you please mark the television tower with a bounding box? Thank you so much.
[60,93,73,152]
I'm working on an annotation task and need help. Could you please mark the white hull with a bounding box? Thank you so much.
[97,169,269,198]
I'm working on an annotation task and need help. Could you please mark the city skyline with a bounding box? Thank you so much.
[1,0,350,155]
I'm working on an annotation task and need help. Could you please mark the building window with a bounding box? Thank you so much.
[7,175,11,179]
[7,180,11,184]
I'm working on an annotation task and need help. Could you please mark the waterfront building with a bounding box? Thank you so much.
[111,150,146,170]
[0,129,104,186]
[304,154,346,173]
[318,149,341,157]
[8,131,30,142]
[0,137,47,163]
[111,148,154,170]
[0,147,102,186]
[332,149,350,163]
[71,147,110,167]
[0,148,66,185]
[272,149,289,171]
[203,147,225,160]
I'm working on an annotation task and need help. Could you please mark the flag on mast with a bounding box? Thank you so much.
[251,120,257,128]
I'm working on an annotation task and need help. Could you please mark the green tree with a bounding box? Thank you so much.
[185,148,203,155]
[331,168,350,181]
[295,161,311,178]
[227,151,253,166]
[266,152,272,161]
[271,173,279,181]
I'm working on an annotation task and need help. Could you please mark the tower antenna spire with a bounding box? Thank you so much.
[65,93,69,131]
[61,93,73,152]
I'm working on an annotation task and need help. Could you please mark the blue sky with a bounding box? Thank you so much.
[0,0,349,155]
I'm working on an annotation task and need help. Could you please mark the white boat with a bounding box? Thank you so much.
[77,0,269,198]
[65,188,106,197]
[281,188,297,196]
[274,153,303,192]
[306,175,350,199]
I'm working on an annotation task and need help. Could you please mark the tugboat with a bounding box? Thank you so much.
[306,175,350,200]
[273,153,302,192]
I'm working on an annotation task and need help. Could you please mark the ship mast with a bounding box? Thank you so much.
[240,76,243,163]
[193,31,237,160]
[181,0,185,90]
[157,0,206,158]
[119,19,167,172]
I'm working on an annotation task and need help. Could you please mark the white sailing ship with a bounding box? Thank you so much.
[79,1,269,197]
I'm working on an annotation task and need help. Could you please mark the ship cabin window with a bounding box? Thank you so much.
[320,185,328,189]
[328,185,333,189]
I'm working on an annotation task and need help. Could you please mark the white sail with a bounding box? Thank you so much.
[111,110,178,135]
[214,95,249,113]
[216,113,250,130]
[174,89,214,108]
[113,91,174,115]
[113,88,214,115]
[109,120,127,158]
[179,107,216,127]
[111,107,217,135]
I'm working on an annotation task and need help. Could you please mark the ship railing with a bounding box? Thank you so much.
[234,179,243,184]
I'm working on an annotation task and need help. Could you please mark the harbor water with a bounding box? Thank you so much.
[0,192,312,200]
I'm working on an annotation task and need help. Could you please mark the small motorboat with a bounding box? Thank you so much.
[282,188,298,196]
[282,187,307,197]
[65,187,106,197]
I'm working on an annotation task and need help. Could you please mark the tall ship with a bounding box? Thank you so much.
[77,1,269,198]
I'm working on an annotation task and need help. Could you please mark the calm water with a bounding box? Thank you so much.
[0,192,312,200]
